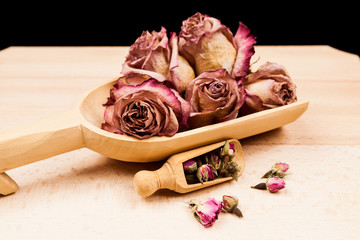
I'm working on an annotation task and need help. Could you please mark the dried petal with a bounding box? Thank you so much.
[231,22,257,80]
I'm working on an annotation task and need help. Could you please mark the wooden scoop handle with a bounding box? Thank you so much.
[0,110,84,195]
[133,162,176,197]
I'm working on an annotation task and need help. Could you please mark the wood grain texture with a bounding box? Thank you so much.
[0,46,359,239]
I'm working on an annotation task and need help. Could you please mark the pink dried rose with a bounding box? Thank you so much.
[242,62,297,114]
[121,27,195,93]
[185,69,246,129]
[251,177,286,193]
[196,164,218,183]
[266,177,286,193]
[220,140,236,158]
[183,159,198,174]
[179,12,256,79]
[188,198,223,227]
[262,162,290,179]
[101,78,190,139]
[222,195,243,217]
[205,151,221,171]
[272,162,289,178]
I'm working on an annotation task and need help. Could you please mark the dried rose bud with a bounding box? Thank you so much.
[251,177,286,193]
[185,174,200,184]
[222,195,243,218]
[262,162,290,179]
[183,159,198,174]
[196,164,218,183]
[223,162,241,181]
[188,198,223,227]
[267,177,286,193]
[272,162,290,173]
[220,140,236,158]
[205,151,222,171]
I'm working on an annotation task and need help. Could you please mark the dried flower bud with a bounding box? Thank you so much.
[183,159,198,174]
[223,161,241,181]
[220,141,236,158]
[262,162,290,179]
[272,162,289,178]
[188,198,223,227]
[222,195,243,218]
[266,177,286,193]
[185,174,200,184]
[205,151,222,171]
[196,164,218,183]
[251,177,286,193]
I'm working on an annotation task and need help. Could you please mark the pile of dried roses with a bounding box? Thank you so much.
[183,140,241,184]
[101,12,297,139]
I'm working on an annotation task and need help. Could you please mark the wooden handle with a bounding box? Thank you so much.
[133,162,176,197]
[0,110,85,195]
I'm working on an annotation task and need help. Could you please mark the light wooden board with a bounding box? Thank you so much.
[0,46,359,239]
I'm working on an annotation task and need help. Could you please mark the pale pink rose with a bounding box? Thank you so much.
[121,28,195,93]
[185,69,246,129]
[101,78,190,139]
[179,12,256,80]
[242,62,297,113]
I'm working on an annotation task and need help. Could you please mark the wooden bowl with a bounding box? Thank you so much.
[0,79,309,195]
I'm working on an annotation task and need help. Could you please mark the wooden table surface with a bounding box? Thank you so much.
[0,46,359,239]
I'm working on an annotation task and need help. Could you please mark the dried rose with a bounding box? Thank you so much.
[242,62,297,114]
[223,162,241,181]
[196,164,218,183]
[101,79,190,139]
[251,177,286,193]
[220,140,236,158]
[205,151,221,171]
[185,69,246,129]
[273,162,289,173]
[222,195,243,217]
[121,27,170,81]
[267,177,286,193]
[121,27,195,93]
[262,162,290,179]
[183,159,198,174]
[179,12,256,79]
[189,198,223,227]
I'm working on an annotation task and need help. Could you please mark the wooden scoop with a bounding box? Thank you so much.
[0,78,308,195]
[133,139,245,197]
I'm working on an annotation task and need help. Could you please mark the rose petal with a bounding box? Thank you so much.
[169,32,196,93]
[179,12,237,75]
[231,22,257,80]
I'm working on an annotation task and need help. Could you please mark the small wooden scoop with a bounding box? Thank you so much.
[133,139,245,197]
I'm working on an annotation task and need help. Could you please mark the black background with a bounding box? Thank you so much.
[1,2,359,55]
